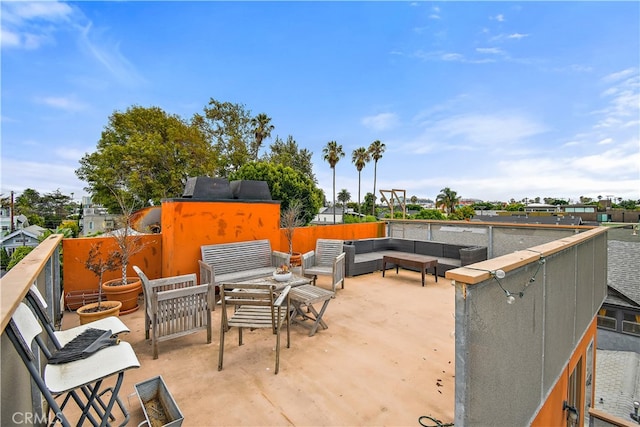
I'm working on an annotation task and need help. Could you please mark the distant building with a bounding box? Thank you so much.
[597,227,640,353]
[311,206,344,224]
[80,198,117,236]
[1,225,47,256]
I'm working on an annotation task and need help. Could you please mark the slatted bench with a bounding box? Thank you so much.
[198,239,290,291]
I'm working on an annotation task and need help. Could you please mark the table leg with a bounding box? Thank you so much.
[434,265,438,282]
[307,300,330,336]
[421,267,425,287]
[382,260,386,277]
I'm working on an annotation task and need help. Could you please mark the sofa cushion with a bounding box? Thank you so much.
[372,238,391,251]
[415,241,444,257]
[386,238,415,253]
[354,239,375,254]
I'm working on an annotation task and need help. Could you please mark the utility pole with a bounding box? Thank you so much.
[10,191,14,233]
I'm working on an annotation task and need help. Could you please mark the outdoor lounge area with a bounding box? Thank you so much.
[2,216,613,426]
[58,271,456,426]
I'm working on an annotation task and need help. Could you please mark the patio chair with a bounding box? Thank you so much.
[6,303,140,427]
[218,283,291,374]
[302,239,346,292]
[134,266,214,359]
[26,285,130,347]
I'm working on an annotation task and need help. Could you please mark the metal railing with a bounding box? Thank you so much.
[1,234,63,425]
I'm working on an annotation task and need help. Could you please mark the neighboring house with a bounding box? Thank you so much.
[597,227,640,353]
[0,207,29,237]
[311,206,344,224]
[0,226,46,256]
[524,203,559,212]
[81,203,116,236]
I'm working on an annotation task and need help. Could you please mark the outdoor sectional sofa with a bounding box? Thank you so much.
[343,237,487,277]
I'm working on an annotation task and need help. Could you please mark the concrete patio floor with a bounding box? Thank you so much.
[60,269,455,426]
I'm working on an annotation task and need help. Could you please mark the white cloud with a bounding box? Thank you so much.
[36,96,87,112]
[1,1,75,49]
[597,138,613,145]
[492,14,505,22]
[476,47,505,55]
[361,113,399,131]
[507,33,528,40]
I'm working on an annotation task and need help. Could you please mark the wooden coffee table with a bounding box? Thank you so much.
[382,254,438,286]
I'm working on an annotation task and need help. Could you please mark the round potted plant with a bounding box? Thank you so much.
[77,242,123,325]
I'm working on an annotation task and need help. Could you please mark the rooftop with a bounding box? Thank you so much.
[61,270,456,426]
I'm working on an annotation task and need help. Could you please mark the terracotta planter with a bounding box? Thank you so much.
[102,277,142,315]
[77,300,122,325]
[290,252,302,267]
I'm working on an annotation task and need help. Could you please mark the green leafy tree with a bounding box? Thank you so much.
[229,161,323,225]
[77,105,216,211]
[337,188,351,216]
[362,192,375,217]
[265,135,316,182]
[413,209,446,220]
[436,187,459,215]
[7,246,34,271]
[368,140,385,215]
[618,199,638,210]
[0,247,10,270]
[351,147,370,214]
[322,141,345,224]
[200,98,254,176]
[449,205,475,220]
[250,113,274,160]
[505,203,525,211]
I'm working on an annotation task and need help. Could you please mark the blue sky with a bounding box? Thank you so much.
[2,1,639,204]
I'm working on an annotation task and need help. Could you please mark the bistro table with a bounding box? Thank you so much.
[382,253,438,287]
[289,285,335,337]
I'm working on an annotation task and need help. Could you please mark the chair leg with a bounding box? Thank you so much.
[274,326,280,375]
[218,325,225,371]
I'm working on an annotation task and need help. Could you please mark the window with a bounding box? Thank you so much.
[622,312,640,336]
[597,308,617,330]
[567,358,582,427]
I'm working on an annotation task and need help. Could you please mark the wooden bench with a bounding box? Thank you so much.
[198,240,290,292]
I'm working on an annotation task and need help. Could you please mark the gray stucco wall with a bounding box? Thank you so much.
[453,231,607,426]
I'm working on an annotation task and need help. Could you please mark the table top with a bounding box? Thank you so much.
[289,284,335,304]
[382,253,438,264]
[229,274,312,290]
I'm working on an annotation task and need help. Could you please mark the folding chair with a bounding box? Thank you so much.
[26,285,130,348]
[6,303,140,427]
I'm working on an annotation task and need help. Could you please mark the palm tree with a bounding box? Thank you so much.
[367,140,385,215]
[322,141,345,224]
[250,113,274,160]
[351,147,370,214]
[337,188,351,217]
[436,187,459,215]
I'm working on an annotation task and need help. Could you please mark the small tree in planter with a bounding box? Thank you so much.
[281,199,305,266]
[84,242,121,310]
[75,242,123,324]
[101,189,148,314]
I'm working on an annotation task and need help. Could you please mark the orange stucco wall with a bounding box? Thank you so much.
[532,318,597,427]
[62,199,385,302]
[62,234,162,297]
[277,222,386,255]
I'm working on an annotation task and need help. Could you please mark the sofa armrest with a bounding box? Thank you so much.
[343,244,355,277]
[301,250,315,271]
[460,246,488,266]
